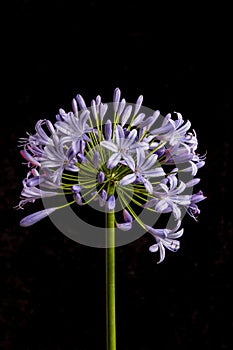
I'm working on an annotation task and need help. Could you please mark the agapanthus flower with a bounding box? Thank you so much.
[17,88,206,263]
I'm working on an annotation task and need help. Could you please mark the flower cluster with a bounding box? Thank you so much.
[17,88,206,263]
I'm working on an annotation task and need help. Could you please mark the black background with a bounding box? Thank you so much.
[1,1,233,349]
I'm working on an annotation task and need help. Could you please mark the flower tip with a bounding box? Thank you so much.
[113,88,121,112]
[114,87,121,95]
[107,195,115,211]
[117,222,132,231]
[72,98,78,114]
[76,94,87,110]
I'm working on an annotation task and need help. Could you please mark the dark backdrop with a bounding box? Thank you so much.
[1,1,232,349]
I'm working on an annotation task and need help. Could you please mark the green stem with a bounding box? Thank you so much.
[106,208,116,350]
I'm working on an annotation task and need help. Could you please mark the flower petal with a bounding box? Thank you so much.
[107,153,121,169]
[136,148,145,167]
[123,154,135,171]
[163,238,180,252]
[155,199,169,213]
[20,150,41,167]
[191,191,206,203]
[98,171,105,184]
[117,98,126,117]
[123,209,133,222]
[157,243,166,264]
[113,88,121,113]
[115,125,125,148]
[107,195,116,211]
[131,113,145,127]
[121,105,133,126]
[117,222,132,231]
[143,167,166,177]
[101,141,118,152]
[20,208,57,227]
[76,94,87,110]
[142,178,153,194]
[149,243,159,253]
[72,185,82,193]
[104,120,112,140]
[74,192,83,205]
[26,176,44,187]
[120,173,137,186]
[145,225,167,239]
[134,95,143,116]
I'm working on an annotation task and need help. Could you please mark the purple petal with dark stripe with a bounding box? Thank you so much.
[122,154,135,171]
[142,154,158,170]
[107,153,121,169]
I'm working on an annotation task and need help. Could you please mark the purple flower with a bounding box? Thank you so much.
[17,87,206,262]
[101,125,148,169]
[148,221,184,263]
[120,148,165,193]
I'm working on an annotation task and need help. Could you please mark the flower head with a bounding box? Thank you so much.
[17,88,206,263]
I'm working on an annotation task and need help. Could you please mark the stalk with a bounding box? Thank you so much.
[105,207,116,350]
